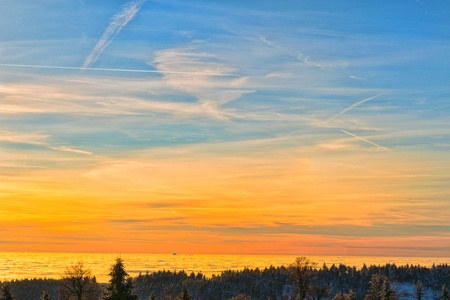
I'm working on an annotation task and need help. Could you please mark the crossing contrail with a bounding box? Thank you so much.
[82,0,147,69]
[324,92,386,124]
[341,129,391,152]
[0,64,238,76]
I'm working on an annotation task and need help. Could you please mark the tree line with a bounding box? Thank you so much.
[1,257,449,300]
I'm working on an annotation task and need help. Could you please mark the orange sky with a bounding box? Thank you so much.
[1,139,449,255]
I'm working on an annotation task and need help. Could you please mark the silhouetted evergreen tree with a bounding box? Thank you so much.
[179,285,191,300]
[365,274,385,300]
[381,279,398,300]
[40,291,50,300]
[441,284,450,300]
[103,258,138,300]
[414,280,424,300]
[0,283,15,300]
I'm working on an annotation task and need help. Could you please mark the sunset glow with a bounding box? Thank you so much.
[0,0,449,256]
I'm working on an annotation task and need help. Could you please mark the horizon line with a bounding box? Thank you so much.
[0,251,447,258]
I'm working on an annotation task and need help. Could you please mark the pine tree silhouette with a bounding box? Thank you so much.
[0,284,15,300]
[440,285,450,300]
[180,285,191,300]
[40,291,51,300]
[103,257,138,300]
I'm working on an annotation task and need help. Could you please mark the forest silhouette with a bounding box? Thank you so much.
[1,257,449,300]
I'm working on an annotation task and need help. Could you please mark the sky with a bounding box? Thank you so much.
[0,0,449,256]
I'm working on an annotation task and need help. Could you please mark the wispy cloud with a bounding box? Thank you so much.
[0,81,243,118]
[324,93,386,125]
[340,129,392,152]
[82,0,147,69]
[259,36,274,46]
[152,46,252,119]
[297,52,349,69]
[0,164,45,169]
[49,146,92,156]
[0,130,48,145]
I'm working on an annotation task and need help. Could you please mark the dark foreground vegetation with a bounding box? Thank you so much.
[1,257,449,300]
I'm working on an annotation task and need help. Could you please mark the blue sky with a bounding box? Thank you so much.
[2,0,449,150]
[0,0,449,255]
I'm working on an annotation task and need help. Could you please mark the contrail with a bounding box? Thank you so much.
[324,92,386,124]
[340,129,391,152]
[82,0,147,69]
[0,64,238,76]
[50,146,92,156]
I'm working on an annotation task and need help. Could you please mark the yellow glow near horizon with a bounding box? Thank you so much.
[1,138,449,256]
